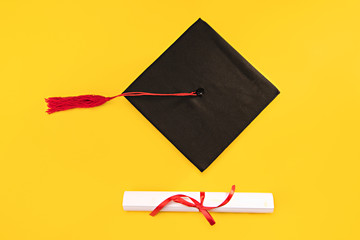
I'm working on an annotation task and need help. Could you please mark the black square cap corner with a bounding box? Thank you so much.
[124,18,280,172]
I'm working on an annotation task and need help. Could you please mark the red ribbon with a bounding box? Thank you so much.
[150,185,235,225]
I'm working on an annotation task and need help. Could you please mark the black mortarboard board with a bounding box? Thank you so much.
[123,18,280,171]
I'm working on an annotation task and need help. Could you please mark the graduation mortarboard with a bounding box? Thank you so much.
[46,18,280,172]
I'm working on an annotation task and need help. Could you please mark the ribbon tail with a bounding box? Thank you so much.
[199,208,215,226]
[149,195,188,216]
[149,198,172,216]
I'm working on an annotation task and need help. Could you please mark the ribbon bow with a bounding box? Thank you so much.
[150,185,235,225]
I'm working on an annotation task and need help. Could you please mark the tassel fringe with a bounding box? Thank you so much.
[45,95,113,114]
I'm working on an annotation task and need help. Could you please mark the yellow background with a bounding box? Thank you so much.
[1,0,360,239]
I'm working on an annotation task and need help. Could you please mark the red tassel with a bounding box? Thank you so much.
[45,95,113,114]
[45,89,201,114]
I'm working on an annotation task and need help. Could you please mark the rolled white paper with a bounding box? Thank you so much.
[123,191,274,213]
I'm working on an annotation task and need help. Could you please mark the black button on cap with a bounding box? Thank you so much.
[195,88,205,97]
